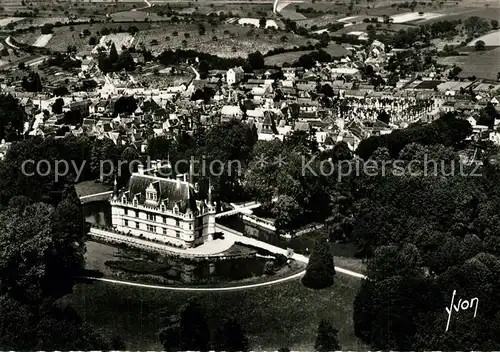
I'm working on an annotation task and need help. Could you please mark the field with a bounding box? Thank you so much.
[92,33,135,54]
[133,22,316,57]
[297,14,344,28]
[0,17,24,27]
[390,11,445,23]
[264,50,312,66]
[0,0,141,18]
[70,273,363,350]
[264,42,350,66]
[237,18,278,28]
[468,30,500,47]
[32,34,52,47]
[333,22,416,35]
[437,47,500,80]
[13,22,152,54]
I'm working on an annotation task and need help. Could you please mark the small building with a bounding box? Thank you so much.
[226,67,245,85]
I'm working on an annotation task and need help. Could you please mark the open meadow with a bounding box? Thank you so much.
[264,42,350,66]
[437,47,500,80]
[133,22,316,57]
[13,20,315,57]
[468,30,500,47]
[70,273,363,350]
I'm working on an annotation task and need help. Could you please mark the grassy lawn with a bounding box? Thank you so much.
[438,47,500,80]
[70,273,363,350]
[264,50,313,66]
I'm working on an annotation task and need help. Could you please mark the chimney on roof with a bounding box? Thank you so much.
[207,179,213,206]
[189,157,194,185]
[176,174,183,189]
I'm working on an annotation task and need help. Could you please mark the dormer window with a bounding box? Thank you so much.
[145,183,158,203]
[122,195,127,204]
[133,196,138,207]
[173,204,179,214]
[160,203,166,212]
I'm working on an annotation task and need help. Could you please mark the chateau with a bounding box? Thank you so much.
[110,163,216,248]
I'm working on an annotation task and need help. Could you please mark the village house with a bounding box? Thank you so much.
[226,67,245,85]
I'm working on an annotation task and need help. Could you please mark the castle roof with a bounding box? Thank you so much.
[121,174,197,214]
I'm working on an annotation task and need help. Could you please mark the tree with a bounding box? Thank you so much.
[52,98,64,114]
[113,96,137,116]
[248,51,265,70]
[53,86,69,97]
[474,40,485,51]
[320,84,334,97]
[377,110,391,124]
[259,17,266,28]
[159,301,210,351]
[116,50,136,71]
[22,71,43,92]
[88,36,97,45]
[109,43,119,63]
[315,320,341,351]
[0,94,27,141]
[491,19,499,29]
[214,317,249,352]
[301,236,336,289]
[273,195,303,233]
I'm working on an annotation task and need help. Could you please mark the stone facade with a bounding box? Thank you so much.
[110,171,216,248]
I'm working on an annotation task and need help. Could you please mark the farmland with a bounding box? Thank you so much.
[437,47,500,80]
[32,34,52,47]
[468,30,500,47]
[13,22,152,53]
[12,20,315,58]
[264,42,351,66]
[264,49,312,66]
[133,22,316,57]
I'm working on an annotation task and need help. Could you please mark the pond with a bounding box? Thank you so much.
[86,240,288,285]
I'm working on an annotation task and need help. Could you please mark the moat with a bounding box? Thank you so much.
[83,201,301,285]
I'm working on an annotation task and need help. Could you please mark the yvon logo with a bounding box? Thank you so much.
[445,290,479,332]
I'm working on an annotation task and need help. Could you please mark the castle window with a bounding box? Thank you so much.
[176,219,180,227]
[124,219,128,227]
[163,228,167,235]
[163,216,167,224]
[176,231,180,238]
[147,225,156,232]
[189,223,193,230]
[147,213,155,221]
[136,222,139,229]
